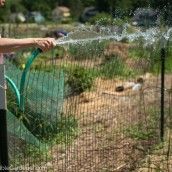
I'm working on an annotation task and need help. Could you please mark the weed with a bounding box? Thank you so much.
[68,40,107,60]
[66,65,96,94]
[125,107,159,141]
[89,13,114,26]
[100,55,135,79]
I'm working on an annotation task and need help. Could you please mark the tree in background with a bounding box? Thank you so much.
[0,0,26,21]
[21,0,52,18]
[0,0,172,24]
[69,0,83,19]
[81,0,96,7]
[114,0,132,18]
[95,0,149,18]
[151,0,172,25]
[58,0,95,19]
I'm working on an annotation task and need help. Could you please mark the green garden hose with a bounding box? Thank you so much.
[20,48,42,110]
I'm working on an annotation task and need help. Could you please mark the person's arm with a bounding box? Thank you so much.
[0,38,56,53]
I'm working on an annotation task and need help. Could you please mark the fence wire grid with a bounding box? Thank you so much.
[1,24,172,172]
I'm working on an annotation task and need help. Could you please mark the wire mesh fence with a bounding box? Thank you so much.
[1,24,172,171]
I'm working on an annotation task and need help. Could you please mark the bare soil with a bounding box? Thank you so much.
[43,74,172,172]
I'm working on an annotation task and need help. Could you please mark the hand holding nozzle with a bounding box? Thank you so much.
[41,30,68,51]
[35,30,68,52]
[34,38,56,52]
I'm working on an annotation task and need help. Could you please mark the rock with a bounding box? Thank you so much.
[46,162,53,167]
[79,92,97,103]
[132,83,142,91]
[115,86,124,92]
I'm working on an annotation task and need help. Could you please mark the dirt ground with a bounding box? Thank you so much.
[41,74,172,172]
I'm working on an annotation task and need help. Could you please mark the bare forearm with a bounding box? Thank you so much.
[0,38,35,53]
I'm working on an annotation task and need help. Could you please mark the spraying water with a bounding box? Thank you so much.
[55,25,164,47]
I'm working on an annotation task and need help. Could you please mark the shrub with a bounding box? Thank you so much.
[68,40,107,60]
[23,109,78,142]
[128,38,162,73]
[125,107,159,141]
[100,56,133,78]
[66,66,95,94]
[89,13,129,28]
[7,89,78,142]
[112,18,127,27]
[89,12,114,26]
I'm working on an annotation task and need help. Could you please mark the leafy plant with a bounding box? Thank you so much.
[26,112,78,142]
[7,87,78,142]
[165,40,172,73]
[66,66,95,94]
[10,113,78,167]
[89,12,129,27]
[128,39,162,73]
[100,56,134,78]
[112,18,128,27]
[89,12,114,26]
[68,40,107,60]
[125,107,159,141]
[126,123,157,141]
[129,41,152,60]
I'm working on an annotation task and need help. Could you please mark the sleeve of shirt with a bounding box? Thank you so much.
[0,35,4,64]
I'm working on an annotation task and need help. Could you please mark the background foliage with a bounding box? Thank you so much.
[0,0,172,23]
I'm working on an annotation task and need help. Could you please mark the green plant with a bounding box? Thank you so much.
[126,123,157,141]
[128,38,172,74]
[68,40,107,60]
[165,41,172,73]
[11,118,78,167]
[89,13,129,28]
[129,42,151,60]
[6,62,78,143]
[7,92,78,167]
[112,18,128,27]
[66,66,95,94]
[100,56,134,79]
[125,107,159,141]
[89,12,114,26]
[7,88,78,142]
[129,39,162,73]
[23,113,78,165]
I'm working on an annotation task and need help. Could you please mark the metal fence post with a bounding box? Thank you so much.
[160,48,165,142]
[0,30,9,171]
[0,64,9,171]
